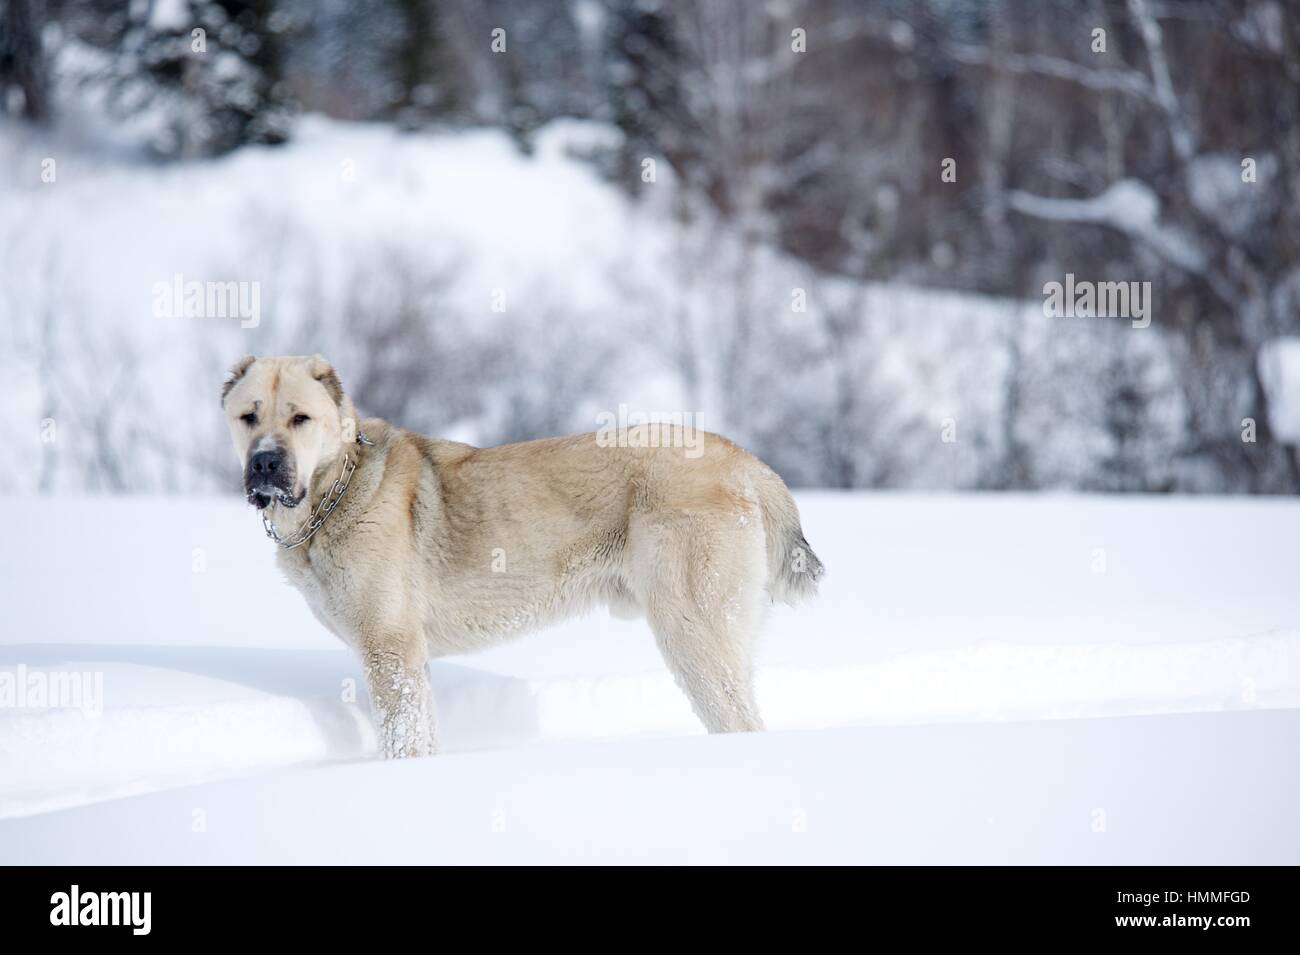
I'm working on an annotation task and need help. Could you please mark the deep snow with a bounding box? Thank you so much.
[2,492,1298,862]
[6,710,1296,865]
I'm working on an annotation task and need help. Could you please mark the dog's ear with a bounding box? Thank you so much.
[221,355,256,405]
[308,354,345,406]
[309,355,358,437]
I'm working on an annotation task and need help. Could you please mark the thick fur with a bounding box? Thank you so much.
[223,355,824,757]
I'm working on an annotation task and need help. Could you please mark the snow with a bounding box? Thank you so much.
[0,114,738,494]
[0,115,1194,495]
[1008,179,1158,232]
[1008,179,1206,272]
[1259,336,1300,443]
[2,492,1298,862]
[5,710,1296,865]
[148,0,192,33]
[1187,153,1271,237]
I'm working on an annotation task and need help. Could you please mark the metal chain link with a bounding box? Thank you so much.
[261,431,371,550]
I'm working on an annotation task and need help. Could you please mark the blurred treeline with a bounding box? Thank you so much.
[2,0,1299,492]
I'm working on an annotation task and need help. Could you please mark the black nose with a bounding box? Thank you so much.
[249,449,282,476]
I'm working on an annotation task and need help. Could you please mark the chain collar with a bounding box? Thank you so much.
[261,431,373,550]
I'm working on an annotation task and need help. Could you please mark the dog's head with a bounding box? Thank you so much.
[221,355,357,510]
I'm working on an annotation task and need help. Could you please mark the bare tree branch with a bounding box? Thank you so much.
[1127,0,1197,163]
[949,44,1155,101]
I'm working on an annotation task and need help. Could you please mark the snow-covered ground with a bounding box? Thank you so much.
[2,492,1298,863]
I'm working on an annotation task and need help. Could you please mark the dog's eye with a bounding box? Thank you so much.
[291,413,311,427]
[239,412,257,426]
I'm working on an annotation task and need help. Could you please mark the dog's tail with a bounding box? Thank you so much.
[755,468,825,606]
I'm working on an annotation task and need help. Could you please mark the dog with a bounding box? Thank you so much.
[222,354,824,757]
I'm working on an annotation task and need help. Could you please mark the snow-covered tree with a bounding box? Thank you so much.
[103,0,294,157]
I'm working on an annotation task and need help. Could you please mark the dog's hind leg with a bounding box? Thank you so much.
[361,641,438,758]
[650,606,764,733]
[634,511,767,734]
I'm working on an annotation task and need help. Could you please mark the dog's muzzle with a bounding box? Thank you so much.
[244,448,301,509]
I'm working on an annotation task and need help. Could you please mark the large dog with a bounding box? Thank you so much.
[223,354,824,757]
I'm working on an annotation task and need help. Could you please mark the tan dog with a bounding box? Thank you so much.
[222,355,824,757]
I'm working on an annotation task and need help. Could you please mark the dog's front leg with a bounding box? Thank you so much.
[361,643,438,758]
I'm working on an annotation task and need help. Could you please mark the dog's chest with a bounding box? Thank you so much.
[277,551,359,648]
